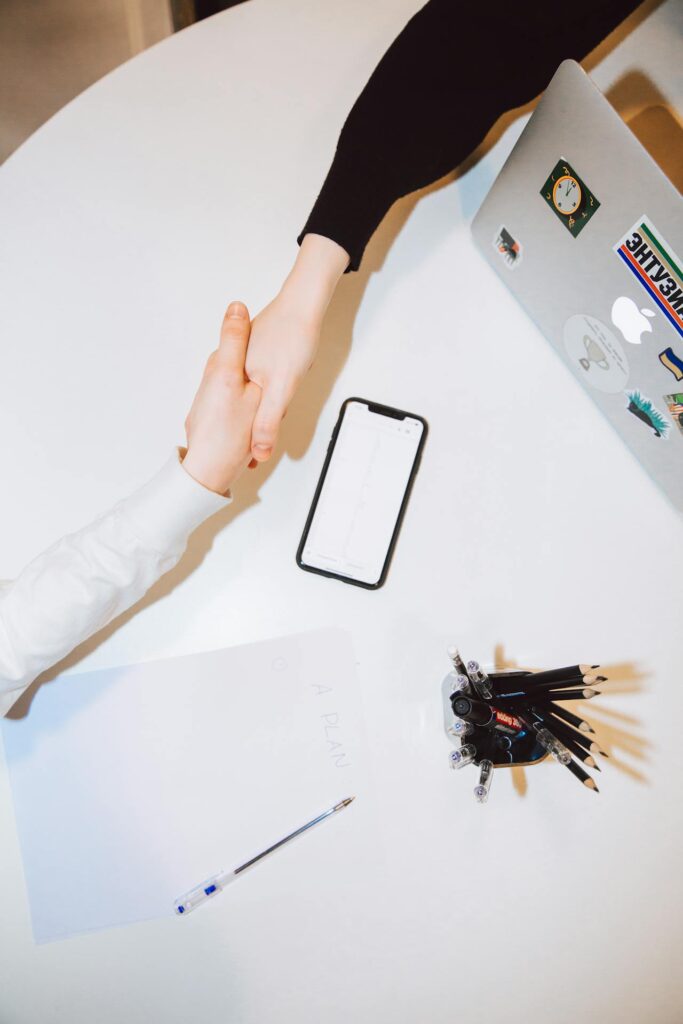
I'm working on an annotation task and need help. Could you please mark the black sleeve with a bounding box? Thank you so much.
[298,0,642,271]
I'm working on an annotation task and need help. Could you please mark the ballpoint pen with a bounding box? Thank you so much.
[174,797,355,916]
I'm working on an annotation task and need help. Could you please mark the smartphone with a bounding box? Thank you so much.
[296,398,427,589]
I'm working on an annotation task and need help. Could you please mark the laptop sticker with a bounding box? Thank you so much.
[614,217,683,338]
[625,390,670,439]
[611,296,656,345]
[563,314,629,393]
[540,158,600,237]
[493,226,522,269]
[663,394,683,438]
[659,347,683,381]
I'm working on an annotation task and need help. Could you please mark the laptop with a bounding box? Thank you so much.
[471,59,683,513]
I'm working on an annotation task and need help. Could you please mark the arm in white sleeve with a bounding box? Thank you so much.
[0,449,230,716]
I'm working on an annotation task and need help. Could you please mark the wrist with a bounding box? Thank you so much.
[181,448,232,497]
[279,234,348,321]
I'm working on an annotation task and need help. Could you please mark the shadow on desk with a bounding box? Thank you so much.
[492,645,650,797]
[9,0,673,722]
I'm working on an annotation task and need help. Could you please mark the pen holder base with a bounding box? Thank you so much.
[467,724,548,768]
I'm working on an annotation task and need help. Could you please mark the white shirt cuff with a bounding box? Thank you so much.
[121,448,232,555]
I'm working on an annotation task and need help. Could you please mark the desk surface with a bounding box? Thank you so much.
[1,1,682,1022]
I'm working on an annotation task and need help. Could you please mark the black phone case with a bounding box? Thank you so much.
[295,397,428,589]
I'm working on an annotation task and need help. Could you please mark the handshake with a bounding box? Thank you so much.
[182,298,305,495]
[182,301,263,496]
[182,235,350,495]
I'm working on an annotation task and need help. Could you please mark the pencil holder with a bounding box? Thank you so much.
[442,647,606,802]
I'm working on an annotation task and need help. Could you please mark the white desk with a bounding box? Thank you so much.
[1,1,682,1021]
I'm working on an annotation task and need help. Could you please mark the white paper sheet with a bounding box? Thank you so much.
[1,628,375,943]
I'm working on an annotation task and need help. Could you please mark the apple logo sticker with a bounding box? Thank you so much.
[611,296,656,345]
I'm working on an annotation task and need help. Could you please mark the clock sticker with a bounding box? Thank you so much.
[541,159,600,237]
[552,174,582,215]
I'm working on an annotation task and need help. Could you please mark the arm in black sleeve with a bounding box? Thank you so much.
[298,0,642,271]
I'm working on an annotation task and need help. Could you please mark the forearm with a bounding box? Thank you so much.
[278,233,349,324]
[299,0,643,272]
[0,451,229,715]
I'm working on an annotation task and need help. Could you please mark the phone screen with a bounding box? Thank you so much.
[298,399,426,587]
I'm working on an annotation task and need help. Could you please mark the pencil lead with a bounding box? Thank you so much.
[591,665,599,669]
[595,675,608,682]
[585,778,599,792]
[584,688,599,698]
[579,723,594,733]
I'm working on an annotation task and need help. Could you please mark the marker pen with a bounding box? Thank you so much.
[451,696,524,736]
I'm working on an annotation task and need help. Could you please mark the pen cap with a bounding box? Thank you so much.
[174,872,234,916]
[534,727,572,765]
[448,718,474,737]
[442,671,468,696]
[449,744,477,769]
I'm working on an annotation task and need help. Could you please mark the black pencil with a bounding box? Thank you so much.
[556,733,599,769]
[564,756,599,792]
[522,665,599,686]
[534,706,590,742]
[542,701,593,733]
[541,710,607,756]
[494,679,603,698]
[546,687,600,701]
[492,677,585,697]
[521,674,603,693]
[496,687,599,703]
[489,670,533,680]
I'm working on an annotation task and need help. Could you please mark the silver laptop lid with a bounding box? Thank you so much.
[471,59,683,512]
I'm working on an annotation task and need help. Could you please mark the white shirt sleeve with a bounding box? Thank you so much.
[0,449,231,717]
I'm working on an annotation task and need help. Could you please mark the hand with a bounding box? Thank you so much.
[245,297,322,462]
[182,301,262,495]
[245,234,349,461]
